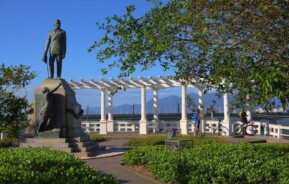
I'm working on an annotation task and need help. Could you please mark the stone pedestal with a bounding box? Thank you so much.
[152,119,159,133]
[25,78,85,138]
[99,121,107,134]
[22,78,98,157]
[107,121,114,132]
[180,119,188,135]
[139,120,148,134]
[221,121,232,136]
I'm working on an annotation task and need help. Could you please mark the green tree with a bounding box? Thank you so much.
[0,63,36,138]
[90,0,289,108]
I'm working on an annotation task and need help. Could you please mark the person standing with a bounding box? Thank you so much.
[193,110,200,134]
[42,19,66,78]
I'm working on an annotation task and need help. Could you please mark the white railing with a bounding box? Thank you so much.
[81,121,100,133]
[81,119,289,140]
[81,120,181,133]
[205,120,220,134]
[268,124,289,139]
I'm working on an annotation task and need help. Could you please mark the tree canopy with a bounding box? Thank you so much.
[0,63,36,137]
[90,0,289,108]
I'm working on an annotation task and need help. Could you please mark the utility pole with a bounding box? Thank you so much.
[177,103,180,119]
[86,105,89,122]
[132,102,135,121]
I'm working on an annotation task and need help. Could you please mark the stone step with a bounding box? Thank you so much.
[20,143,75,153]
[21,142,70,148]
[21,137,101,155]
[73,146,106,158]
[86,146,106,157]
[72,140,97,147]
[73,142,99,152]
[67,136,89,143]
[24,138,68,143]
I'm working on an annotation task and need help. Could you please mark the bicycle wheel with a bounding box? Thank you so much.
[233,124,243,135]
[245,125,257,136]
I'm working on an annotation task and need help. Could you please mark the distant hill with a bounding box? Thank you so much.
[85,92,227,114]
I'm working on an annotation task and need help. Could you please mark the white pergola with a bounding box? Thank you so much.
[69,76,231,135]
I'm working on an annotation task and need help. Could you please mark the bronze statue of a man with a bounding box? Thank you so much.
[42,19,66,78]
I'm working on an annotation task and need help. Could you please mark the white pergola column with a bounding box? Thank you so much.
[107,92,114,132]
[222,92,231,136]
[139,85,148,134]
[223,93,230,122]
[152,88,159,132]
[198,88,205,133]
[99,88,107,134]
[180,85,188,135]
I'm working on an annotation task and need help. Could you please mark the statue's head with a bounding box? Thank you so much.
[54,19,61,29]
[42,87,50,93]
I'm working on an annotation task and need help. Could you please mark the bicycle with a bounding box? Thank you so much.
[233,120,257,136]
[209,121,229,136]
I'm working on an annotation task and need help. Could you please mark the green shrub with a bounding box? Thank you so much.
[0,125,21,139]
[0,138,12,148]
[123,144,289,184]
[0,138,17,148]
[0,148,118,184]
[90,135,107,142]
[127,135,166,147]
[127,135,224,147]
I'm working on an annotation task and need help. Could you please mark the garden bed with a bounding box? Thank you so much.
[0,148,118,183]
[123,143,289,183]
[126,135,224,147]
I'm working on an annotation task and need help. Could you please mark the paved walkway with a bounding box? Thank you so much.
[84,139,162,184]
[218,135,289,143]
[85,155,161,184]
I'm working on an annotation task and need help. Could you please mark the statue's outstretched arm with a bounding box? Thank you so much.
[50,82,62,94]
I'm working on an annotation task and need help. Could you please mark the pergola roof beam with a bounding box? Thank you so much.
[101,78,114,89]
[119,78,136,88]
[69,80,84,89]
[80,79,99,89]
[159,76,176,87]
[129,77,142,87]
[69,76,207,90]
[90,78,103,89]
[110,78,122,86]
[139,77,151,87]
[148,76,159,85]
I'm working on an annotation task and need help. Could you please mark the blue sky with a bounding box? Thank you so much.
[0,0,199,107]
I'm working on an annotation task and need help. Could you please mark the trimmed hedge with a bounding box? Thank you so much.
[0,148,118,184]
[127,135,224,147]
[123,144,289,184]
[127,135,166,147]
[90,135,107,142]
